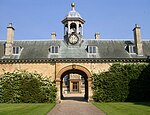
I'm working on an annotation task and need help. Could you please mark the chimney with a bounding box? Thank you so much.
[133,24,143,56]
[51,32,56,40]
[95,32,100,40]
[5,23,15,56]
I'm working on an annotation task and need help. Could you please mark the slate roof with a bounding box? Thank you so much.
[0,39,150,59]
[143,41,150,57]
[0,41,5,59]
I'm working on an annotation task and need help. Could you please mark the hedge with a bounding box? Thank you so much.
[92,63,150,102]
[0,70,57,103]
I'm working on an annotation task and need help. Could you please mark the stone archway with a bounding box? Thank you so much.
[56,64,93,102]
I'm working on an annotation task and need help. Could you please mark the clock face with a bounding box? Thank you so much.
[69,34,79,44]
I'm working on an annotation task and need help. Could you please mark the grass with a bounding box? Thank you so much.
[93,102,150,115]
[0,103,55,115]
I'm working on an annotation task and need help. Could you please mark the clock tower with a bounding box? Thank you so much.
[62,3,85,46]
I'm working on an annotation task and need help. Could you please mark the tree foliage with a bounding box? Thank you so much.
[92,63,150,102]
[0,70,57,103]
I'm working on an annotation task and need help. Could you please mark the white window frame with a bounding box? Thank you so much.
[13,46,23,55]
[88,46,97,53]
[87,46,97,58]
[49,46,59,54]
[129,45,136,54]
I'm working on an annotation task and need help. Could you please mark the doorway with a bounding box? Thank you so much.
[56,65,92,102]
[60,70,88,101]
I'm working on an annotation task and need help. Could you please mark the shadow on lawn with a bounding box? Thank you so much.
[133,102,150,107]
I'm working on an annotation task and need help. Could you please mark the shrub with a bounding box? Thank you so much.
[0,70,57,103]
[92,63,150,102]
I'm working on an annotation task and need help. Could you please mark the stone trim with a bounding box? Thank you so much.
[56,64,92,79]
[0,58,149,64]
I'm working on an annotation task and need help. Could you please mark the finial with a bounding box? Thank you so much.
[135,24,139,27]
[71,2,75,7]
[8,23,13,27]
[71,2,75,10]
[7,22,15,30]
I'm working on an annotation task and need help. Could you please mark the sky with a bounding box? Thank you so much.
[0,0,150,40]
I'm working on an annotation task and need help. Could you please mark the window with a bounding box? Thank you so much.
[13,46,22,54]
[129,45,136,53]
[72,82,79,92]
[48,46,60,58]
[125,45,136,54]
[49,46,59,53]
[87,46,97,58]
[70,23,77,33]
[88,46,96,53]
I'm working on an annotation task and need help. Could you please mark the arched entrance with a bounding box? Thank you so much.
[56,65,92,102]
[60,69,88,101]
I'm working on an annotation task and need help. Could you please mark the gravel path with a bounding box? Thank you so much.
[47,95,105,115]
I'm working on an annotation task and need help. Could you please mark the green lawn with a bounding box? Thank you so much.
[0,103,55,115]
[94,102,150,115]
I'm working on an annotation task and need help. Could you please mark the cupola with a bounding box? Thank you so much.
[62,3,85,46]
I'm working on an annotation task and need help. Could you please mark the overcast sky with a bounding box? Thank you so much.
[0,0,150,40]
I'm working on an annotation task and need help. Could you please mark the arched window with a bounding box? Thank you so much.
[79,24,82,35]
[70,23,76,33]
[65,24,68,35]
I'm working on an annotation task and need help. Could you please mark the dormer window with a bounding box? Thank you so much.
[125,45,136,54]
[87,46,97,58]
[13,46,22,55]
[48,46,60,58]
[129,45,136,54]
[49,46,59,53]
[88,46,96,53]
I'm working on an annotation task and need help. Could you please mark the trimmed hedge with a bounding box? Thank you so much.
[0,70,57,103]
[92,63,150,102]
